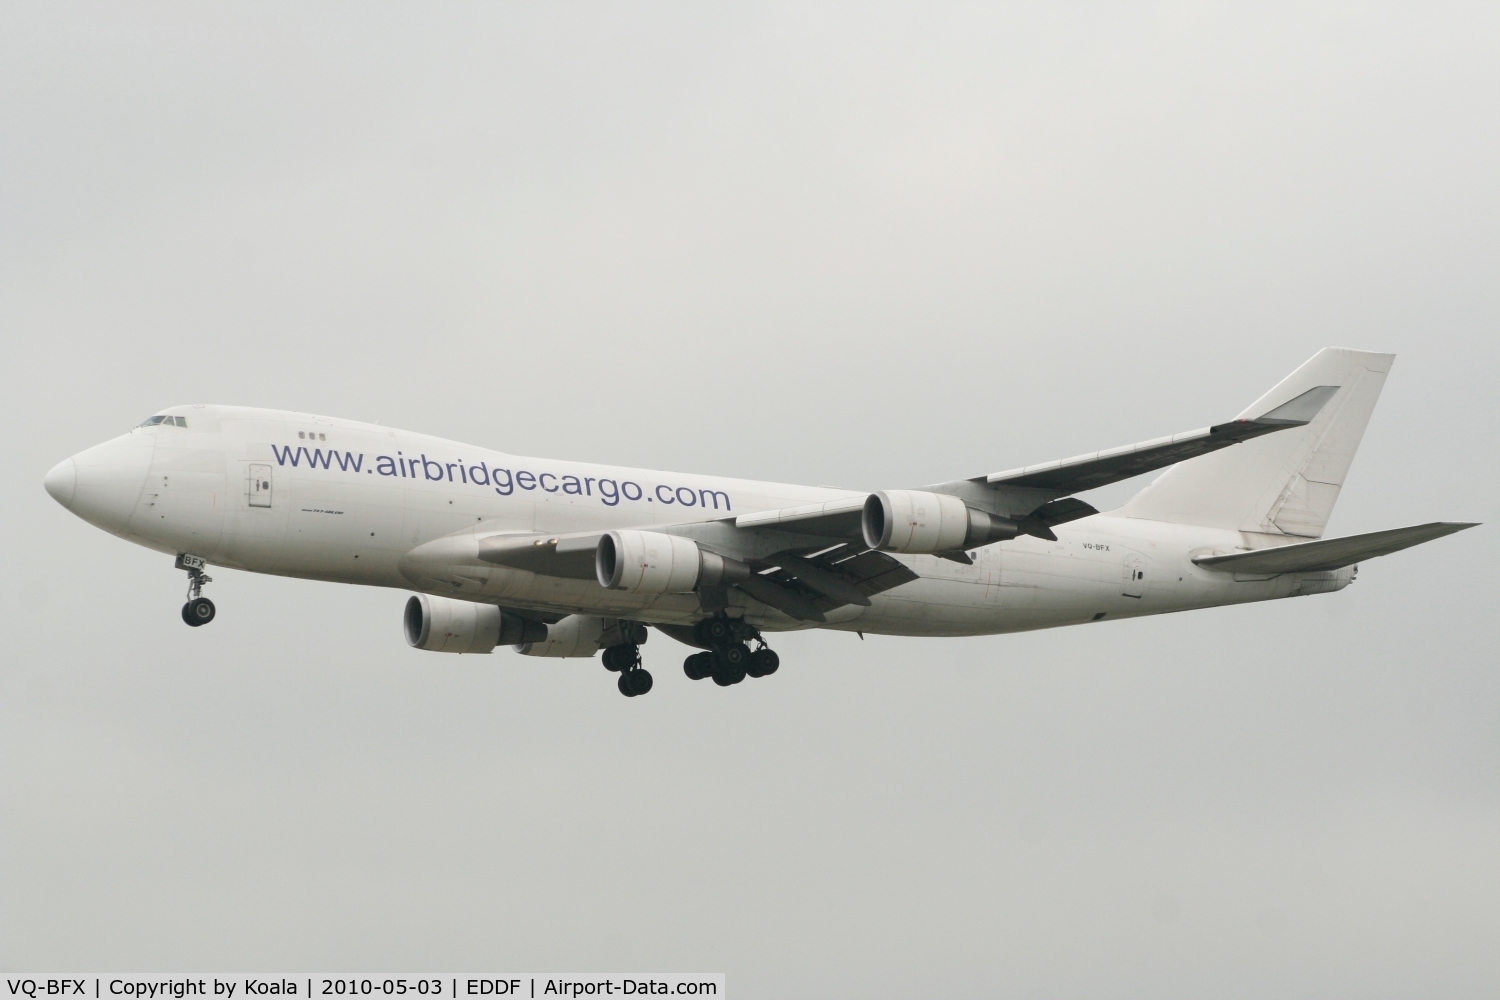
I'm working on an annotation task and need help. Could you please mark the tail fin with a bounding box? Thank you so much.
[1119,348,1394,537]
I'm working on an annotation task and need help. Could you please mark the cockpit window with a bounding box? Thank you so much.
[138,415,187,428]
[139,415,168,427]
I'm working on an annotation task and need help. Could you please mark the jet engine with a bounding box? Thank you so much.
[514,615,611,657]
[595,530,751,594]
[403,594,545,653]
[862,490,1020,554]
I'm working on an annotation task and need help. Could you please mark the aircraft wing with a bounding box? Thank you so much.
[479,531,602,579]
[963,384,1342,497]
[1192,521,1478,575]
[722,384,1340,541]
[475,525,917,622]
[729,542,921,623]
[467,384,1350,621]
[733,495,866,537]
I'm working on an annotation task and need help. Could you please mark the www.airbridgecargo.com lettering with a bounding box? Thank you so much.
[269,445,731,511]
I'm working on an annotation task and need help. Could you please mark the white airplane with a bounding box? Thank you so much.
[43,347,1475,697]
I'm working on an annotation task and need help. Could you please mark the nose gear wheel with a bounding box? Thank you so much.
[177,555,215,627]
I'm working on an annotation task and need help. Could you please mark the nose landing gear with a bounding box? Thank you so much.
[177,553,215,627]
[683,618,779,688]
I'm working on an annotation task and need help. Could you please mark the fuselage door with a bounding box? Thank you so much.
[249,463,272,507]
[1122,553,1146,598]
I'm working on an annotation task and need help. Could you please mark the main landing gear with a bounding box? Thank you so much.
[177,554,215,627]
[683,617,779,688]
[598,619,779,697]
[602,633,653,698]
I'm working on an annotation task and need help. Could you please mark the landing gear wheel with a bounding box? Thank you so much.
[712,644,749,686]
[684,651,714,681]
[181,597,215,627]
[746,647,780,677]
[712,664,746,686]
[602,643,638,672]
[702,618,735,645]
[618,668,654,697]
[177,557,215,625]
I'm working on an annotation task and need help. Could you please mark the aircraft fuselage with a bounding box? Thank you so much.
[48,404,1349,638]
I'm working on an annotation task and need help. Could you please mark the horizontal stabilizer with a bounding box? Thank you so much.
[1193,521,1477,574]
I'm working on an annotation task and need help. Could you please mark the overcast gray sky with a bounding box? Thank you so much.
[3,3,1498,996]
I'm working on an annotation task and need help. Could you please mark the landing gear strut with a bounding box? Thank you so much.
[177,554,215,627]
[603,624,653,697]
[683,617,778,687]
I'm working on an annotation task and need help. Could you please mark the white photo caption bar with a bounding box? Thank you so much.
[3,978,725,1000]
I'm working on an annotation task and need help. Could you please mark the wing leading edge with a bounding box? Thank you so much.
[972,384,1341,495]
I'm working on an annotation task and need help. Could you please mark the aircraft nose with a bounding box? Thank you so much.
[54,436,157,535]
[44,458,77,509]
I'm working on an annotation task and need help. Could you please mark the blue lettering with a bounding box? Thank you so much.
[698,489,731,511]
[303,448,334,470]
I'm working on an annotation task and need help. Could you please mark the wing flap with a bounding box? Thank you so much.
[1193,521,1477,574]
[731,544,919,621]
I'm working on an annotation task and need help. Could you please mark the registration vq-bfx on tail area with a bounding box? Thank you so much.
[43,348,1476,697]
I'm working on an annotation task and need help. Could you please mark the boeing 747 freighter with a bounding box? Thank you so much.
[43,348,1475,697]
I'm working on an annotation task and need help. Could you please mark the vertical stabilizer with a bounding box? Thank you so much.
[1119,348,1394,537]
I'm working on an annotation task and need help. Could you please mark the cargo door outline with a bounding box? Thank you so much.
[249,463,272,507]
[1122,553,1147,598]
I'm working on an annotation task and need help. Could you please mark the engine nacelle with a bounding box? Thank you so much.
[862,490,1020,554]
[595,530,750,594]
[403,594,545,653]
[514,615,625,657]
